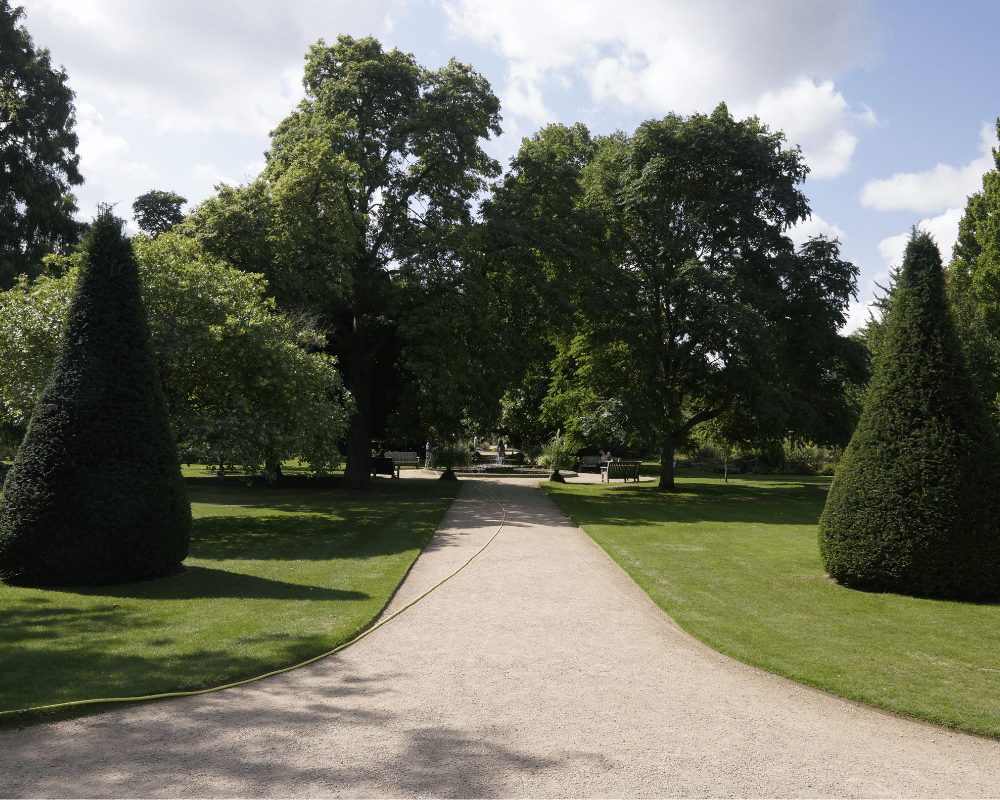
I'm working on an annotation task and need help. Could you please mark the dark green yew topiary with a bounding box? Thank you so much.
[818,230,1000,600]
[0,210,191,586]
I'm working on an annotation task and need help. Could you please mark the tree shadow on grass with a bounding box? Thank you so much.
[1,593,375,719]
[35,566,371,601]
[188,512,436,562]
[186,477,459,511]
[545,477,831,528]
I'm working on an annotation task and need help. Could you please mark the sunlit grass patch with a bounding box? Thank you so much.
[543,473,1000,739]
[1,478,457,721]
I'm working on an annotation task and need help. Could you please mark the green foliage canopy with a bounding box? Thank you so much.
[189,35,503,489]
[132,189,187,236]
[0,232,350,476]
[481,123,613,451]
[946,118,1000,428]
[0,1,83,289]
[540,105,864,487]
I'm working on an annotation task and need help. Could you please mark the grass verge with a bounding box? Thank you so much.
[543,472,1000,739]
[1,477,458,721]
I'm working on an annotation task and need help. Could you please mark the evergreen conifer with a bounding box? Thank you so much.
[818,230,1000,599]
[0,209,191,586]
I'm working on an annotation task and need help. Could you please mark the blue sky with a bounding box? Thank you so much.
[19,0,1000,330]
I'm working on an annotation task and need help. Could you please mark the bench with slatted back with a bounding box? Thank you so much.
[601,460,641,483]
[384,451,420,469]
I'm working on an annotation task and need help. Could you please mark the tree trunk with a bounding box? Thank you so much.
[342,347,373,491]
[657,447,676,490]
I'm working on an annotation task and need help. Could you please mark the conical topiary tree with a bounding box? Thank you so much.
[0,209,191,586]
[818,230,1000,600]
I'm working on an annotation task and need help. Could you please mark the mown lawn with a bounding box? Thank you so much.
[1,477,457,721]
[544,472,1000,739]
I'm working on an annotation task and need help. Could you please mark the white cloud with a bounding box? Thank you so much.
[439,1,879,175]
[860,122,999,213]
[877,231,910,272]
[21,0,405,137]
[28,0,103,25]
[740,79,877,179]
[72,103,155,221]
[75,103,153,180]
[244,161,267,180]
[787,212,847,247]
[876,207,966,271]
[192,163,237,188]
[841,299,873,335]
[75,103,126,170]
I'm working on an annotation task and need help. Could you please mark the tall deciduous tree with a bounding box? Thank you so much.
[819,231,1000,600]
[482,123,609,359]
[191,35,502,489]
[480,123,612,450]
[132,190,187,236]
[0,0,83,289]
[543,105,863,488]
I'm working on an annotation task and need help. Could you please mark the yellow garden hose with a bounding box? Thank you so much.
[1,483,507,720]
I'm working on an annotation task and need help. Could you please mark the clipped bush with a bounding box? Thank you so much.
[0,210,191,587]
[539,432,576,483]
[429,440,473,480]
[781,443,841,476]
[818,231,1000,600]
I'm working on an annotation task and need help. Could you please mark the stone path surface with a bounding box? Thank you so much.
[4,475,1000,798]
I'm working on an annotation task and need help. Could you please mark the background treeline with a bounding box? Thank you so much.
[11,23,998,490]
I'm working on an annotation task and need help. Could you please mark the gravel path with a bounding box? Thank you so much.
[3,475,1000,798]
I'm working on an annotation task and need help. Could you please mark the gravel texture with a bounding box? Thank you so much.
[3,474,1000,798]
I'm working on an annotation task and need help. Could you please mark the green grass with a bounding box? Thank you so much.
[1,477,458,720]
[178,460,344,479]
[543,471,1000,739]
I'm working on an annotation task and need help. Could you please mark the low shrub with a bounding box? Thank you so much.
[428,441,473,471]
[780,444,841,476]
[538,432,576,471]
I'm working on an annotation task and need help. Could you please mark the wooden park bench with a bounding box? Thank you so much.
[577,455,603,473]
[384,451,420,469]
[371,456,399,479]
[601,460,642,483]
